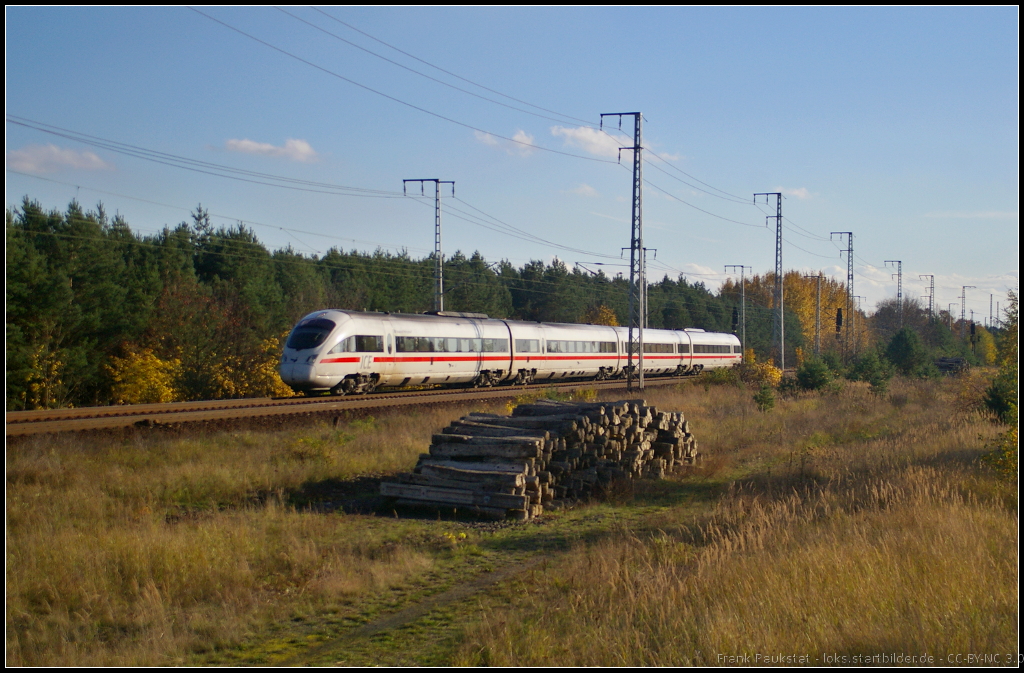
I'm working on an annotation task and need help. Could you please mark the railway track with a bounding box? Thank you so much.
[5,377,686,437]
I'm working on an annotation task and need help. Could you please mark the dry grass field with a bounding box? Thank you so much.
[454,377,1018,666]
[6,375,1017,666]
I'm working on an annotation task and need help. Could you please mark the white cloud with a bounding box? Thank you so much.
[648,147,682,162]
[571,183,598,197]
[473,130,500,147]
[924,210,1018,220]
[510,129,535,156]
[475,129,535,156]
[224,138,319,163]
[684,263,719,277]
[6,144,112,173]
[550,126,621,158]
[589,211,628,223]
[779,187,812,200]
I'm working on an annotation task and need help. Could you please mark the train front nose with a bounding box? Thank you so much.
[279,362,317,389]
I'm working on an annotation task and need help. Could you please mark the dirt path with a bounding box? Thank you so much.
[278,554,549,666]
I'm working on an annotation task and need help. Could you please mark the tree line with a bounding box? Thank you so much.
[5,198,1002,410]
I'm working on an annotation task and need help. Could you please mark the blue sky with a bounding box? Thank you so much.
[6,7,1018,321]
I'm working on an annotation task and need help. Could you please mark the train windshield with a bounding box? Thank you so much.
[286,318,336,351]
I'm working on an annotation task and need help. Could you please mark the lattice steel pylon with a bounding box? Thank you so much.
[404,179,454,312]
[885,260,903,328]
[960,286,976,339]
[831,232,854,359]
[920,275,935,321]
[726,265,752,355]
[601,112,644,390]
[755,193,783,368]
[803,272,823,355]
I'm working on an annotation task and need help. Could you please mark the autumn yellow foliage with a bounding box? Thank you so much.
[107,349,183,404]
[580,304,620,326]
[975,326,997,365]
[23,342,74,409]
[722,271,868,354]
[736,351,782,388]
[209,335,294,399]
[108,335,292,404]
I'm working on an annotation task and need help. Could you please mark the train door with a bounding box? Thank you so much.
[679,332,693,372]
[378,320,396,386]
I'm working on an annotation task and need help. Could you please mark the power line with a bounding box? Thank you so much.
[7,222,595,302]
[311,7,596,128]
[783,215,830,241]
[452,197,621,256]
[641,173,764,228]
[8,116,408,198]
[782,236,842,260]
[11,117,644,264]
[277,7,588,128]
[7,169,433,255]
[9,167,630,270]
[598,124,753,209]
[643,150,751,204]
[782,220,831,243]
[642,158,753,205]
[188,7,616,164]
[11,196,782,311]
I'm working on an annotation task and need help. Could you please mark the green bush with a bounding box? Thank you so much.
[886,328,938,378]
[702,367,741,388]
[984,372,1017,423]
[985,291,1018,424]
[821,351,846,378]
[848,351,894,396]
[796,358,834,391]
[777,375,801,398]
[753,384,775,412]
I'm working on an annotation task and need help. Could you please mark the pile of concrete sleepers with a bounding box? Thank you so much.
[380,398,699,520]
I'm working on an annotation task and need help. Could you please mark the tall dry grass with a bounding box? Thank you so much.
[455,377,1017,665]
[6,402,502,666]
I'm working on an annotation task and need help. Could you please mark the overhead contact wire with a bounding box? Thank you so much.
[188,8,615,164]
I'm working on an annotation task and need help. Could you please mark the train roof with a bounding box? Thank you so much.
[299,309,736,337]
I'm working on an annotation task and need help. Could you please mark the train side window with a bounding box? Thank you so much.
[354,335,384,352]
[600,342,616,353]
[515,339,539,353]
[327,337,350,354]
[679,343,690,353]
[482,338,509,352]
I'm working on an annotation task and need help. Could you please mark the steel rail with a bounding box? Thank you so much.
[6,377,687,437]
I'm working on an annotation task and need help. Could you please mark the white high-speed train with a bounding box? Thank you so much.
[279,309,742,394]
